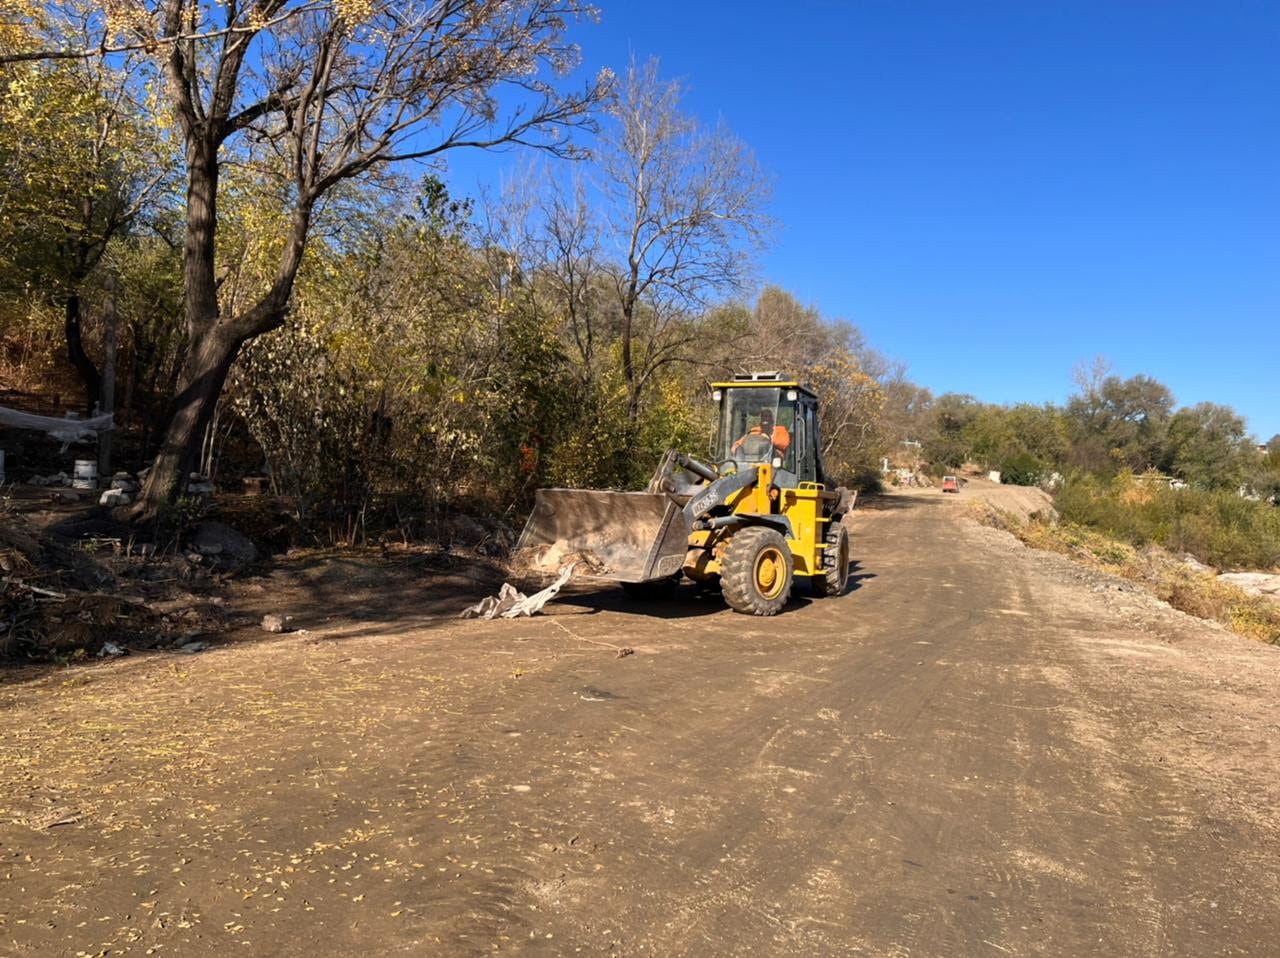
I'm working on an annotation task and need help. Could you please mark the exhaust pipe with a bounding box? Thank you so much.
[676,453,719,483]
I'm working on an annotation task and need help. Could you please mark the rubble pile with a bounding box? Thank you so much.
[23,468,217,507]
[0,512,253,661]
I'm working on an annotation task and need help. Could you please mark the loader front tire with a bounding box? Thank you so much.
[813,521,850,597]
[720,526,793,616]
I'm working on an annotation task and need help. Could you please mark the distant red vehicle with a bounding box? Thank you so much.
[941,475,960,493]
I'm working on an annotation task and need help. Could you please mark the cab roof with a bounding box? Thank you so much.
[711,372,817,399]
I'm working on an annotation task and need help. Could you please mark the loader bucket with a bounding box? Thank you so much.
[515,490,691,583]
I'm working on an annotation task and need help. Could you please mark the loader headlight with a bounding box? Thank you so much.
[787,390,797,401]
[712,390,722,401]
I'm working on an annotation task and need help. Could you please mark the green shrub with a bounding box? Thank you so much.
[1055,473,1280,570]
[1001,451,1044,486]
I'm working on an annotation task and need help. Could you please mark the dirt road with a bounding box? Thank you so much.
[3,490,1278,956]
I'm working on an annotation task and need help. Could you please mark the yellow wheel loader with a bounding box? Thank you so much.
[516,372,855,615]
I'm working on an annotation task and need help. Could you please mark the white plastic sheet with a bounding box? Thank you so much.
[460,563,578,620]
[0,405,114,447]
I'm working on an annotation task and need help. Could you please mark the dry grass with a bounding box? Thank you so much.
[966,500,1280,646]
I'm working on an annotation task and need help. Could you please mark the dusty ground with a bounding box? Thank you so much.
[2,487,1278,957]
[952,476,1057,521]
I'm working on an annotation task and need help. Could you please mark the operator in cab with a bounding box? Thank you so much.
[732,408,791,459]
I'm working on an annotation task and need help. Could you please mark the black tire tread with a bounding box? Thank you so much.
[720,526,793,616]
[813,520,850,597]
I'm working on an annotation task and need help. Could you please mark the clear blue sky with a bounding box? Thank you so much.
[446,1,1280,440]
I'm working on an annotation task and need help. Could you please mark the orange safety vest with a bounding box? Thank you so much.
[734,424,791,454]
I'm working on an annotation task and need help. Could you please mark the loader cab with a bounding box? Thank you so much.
[712,373,825,487]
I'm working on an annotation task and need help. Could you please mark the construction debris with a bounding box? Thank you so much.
[99,488,131,507]
[460,563,577,620]
[28,472,72,487]
[1,515,243,660]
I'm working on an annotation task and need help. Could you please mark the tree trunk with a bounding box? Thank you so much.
[131,121,310,520]
[64,292,102,415]
[132,142,224,521]
[133,327,240,520]
[97,276,118,478]
[620,283,640,423]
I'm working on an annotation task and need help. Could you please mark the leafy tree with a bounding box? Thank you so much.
[879,378,933,449]
[1248,435,1280,504]
[1066,374,1174,473]
[101,231,185,449]
[0,18,173,410]
[1163,402,1249,490]
[808,348,885,483]
[959,402,1068,475]
[1001,451,1045,486]
[963,405,1017,469]
[14,0,608,518]
[1004,403,1069,468]
[925,393,980,468]
[228,181,581,526]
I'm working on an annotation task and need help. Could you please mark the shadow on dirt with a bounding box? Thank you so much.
[548,558,876,619]
[1,548,509,677]
[846,561,876,594]
[857,492,944,512]
[550,584,728,619]
[2,546,882,675]
[232,549,507,627]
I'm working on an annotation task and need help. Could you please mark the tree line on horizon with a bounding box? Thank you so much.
[884,360,1280,500]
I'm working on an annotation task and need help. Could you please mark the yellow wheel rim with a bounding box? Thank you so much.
[753,546,787,600]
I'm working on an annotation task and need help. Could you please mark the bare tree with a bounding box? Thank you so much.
[1070,353,1113,401]
[728,286,832,373]
[599,56,771,419]
[537,172,612,378]
[15,1,607,516]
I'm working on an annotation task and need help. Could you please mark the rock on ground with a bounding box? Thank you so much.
[1217,571,1280,599]
[190,521,257,563]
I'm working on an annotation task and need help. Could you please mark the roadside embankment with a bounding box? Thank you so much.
[965,497,1280,645]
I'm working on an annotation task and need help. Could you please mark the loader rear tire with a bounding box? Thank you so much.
[813,521,850,597]
[720,526,793,616]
